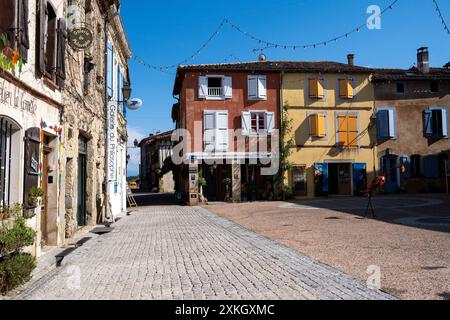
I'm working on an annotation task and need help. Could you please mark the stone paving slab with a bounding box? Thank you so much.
[16,206,395,300]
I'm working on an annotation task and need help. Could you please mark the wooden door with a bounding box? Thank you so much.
[338,163,352,195]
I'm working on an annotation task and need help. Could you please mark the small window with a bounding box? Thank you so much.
[339,78,354,99]
[310,114,326,138]
[430,80,440,93]
[208,77,222,88]
[45,3,58,81]
[248,75,267,100]
[377,109,396,140]
[309,78,325,99]
[337,114,359,149]
[396,82,405,94]
[251,112,266,133]
[424,108,448,138]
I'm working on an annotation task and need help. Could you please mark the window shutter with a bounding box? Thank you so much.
[388,109,396,138]
[441,108,448,138]
[18,0,30,62]
[56,18,67,89]
[317,114,326,137]
[377,110,389,139]
[23,128,40,210]
[117,66,123,112]
[36,0,47,77]
[423,110,433,137]
[309,79,318,98]
[265,112,275,134]
[198,76,208,99]
[0,0,17,49]
[337,115,348,147]
[216,112,229,151]
[204,112,215,151]
[258,76,267,99]
[223,76,232,99]
[347,116,358,148]
[107,43,114,97]
[248,76,258,99]
[310,114,319,137]
[339,79,348,98]
[241,111,251,135]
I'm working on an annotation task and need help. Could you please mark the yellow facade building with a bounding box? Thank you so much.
[281,60,378,198]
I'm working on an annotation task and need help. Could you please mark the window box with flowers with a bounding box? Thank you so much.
[0,33,23,76]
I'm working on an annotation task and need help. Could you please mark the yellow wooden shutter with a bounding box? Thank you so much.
[310,114,319,136]
[347,115,358,148]
[339,79,354,99]
[347,80,354,99]
[309,78,324,99]
[309,79,318,98]
[317,114,326,137]
[337,115,348,147]
[339,79,348,98]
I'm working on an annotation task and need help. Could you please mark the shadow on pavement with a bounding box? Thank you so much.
[131,192,181,207]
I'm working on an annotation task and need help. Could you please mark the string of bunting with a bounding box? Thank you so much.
[432,0,450,35]
[132,0,401,74]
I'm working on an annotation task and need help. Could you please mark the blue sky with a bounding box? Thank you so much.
[121,0,450,176]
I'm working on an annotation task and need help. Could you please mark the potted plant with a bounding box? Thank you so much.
[28,187,44,209]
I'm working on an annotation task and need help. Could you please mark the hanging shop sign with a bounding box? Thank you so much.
[69,26,94,50]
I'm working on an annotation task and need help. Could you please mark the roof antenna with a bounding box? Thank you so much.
[258,52,267,62]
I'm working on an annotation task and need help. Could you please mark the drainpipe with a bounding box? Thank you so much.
[103,12,110,223]
[279,71,285,200]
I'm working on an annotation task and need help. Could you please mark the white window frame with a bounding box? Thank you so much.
[199,75,232,100]
[248,75,267,100]
[203,110,229,152]
[428,107,449,139]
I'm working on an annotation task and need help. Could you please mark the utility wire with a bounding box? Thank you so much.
[432,0,450,35]
[132,0,401,74]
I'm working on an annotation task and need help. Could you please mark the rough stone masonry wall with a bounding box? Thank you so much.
[62,0,107,238]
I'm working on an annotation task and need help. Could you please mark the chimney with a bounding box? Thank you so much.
[417,47,430,73]
[347,54,355,66]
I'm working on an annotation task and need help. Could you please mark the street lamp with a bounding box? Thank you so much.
[122,83,132,102]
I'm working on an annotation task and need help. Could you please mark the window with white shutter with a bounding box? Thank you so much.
[424,108,449,138]
[243,111,274,135]
[204,111,229,152]
[248,75,267,100]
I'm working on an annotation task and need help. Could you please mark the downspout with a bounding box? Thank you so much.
[279,71,285,199]
[103,12,110,222]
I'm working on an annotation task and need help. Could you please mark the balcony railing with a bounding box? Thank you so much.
[207,87,223,97]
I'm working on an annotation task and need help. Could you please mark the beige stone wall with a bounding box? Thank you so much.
[61,0,107,238]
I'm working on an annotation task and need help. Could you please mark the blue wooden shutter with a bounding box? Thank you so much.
[377,110,389,139]
[117,65,122,113]
[107,43,114,97]
[424,110,433,137]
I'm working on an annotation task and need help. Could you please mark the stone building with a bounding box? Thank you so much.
[373,48,450,193]
[139,131,174,193]
[62,0,131,236]
[61,0,109,238]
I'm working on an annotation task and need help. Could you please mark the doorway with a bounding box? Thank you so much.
[40,150,49,243]
[381,155,400,193]
[328,163,352,195]
[77,137,88,227]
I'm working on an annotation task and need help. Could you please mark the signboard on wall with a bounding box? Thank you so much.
[0,79,38,115]
[107,102,118,182]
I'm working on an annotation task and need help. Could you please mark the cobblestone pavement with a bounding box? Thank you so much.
[17,206,394,300]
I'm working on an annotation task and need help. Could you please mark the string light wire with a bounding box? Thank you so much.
[432,0,450,35]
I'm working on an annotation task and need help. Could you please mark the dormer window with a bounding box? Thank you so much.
[396,82,405,94]
[198,75,232,100]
